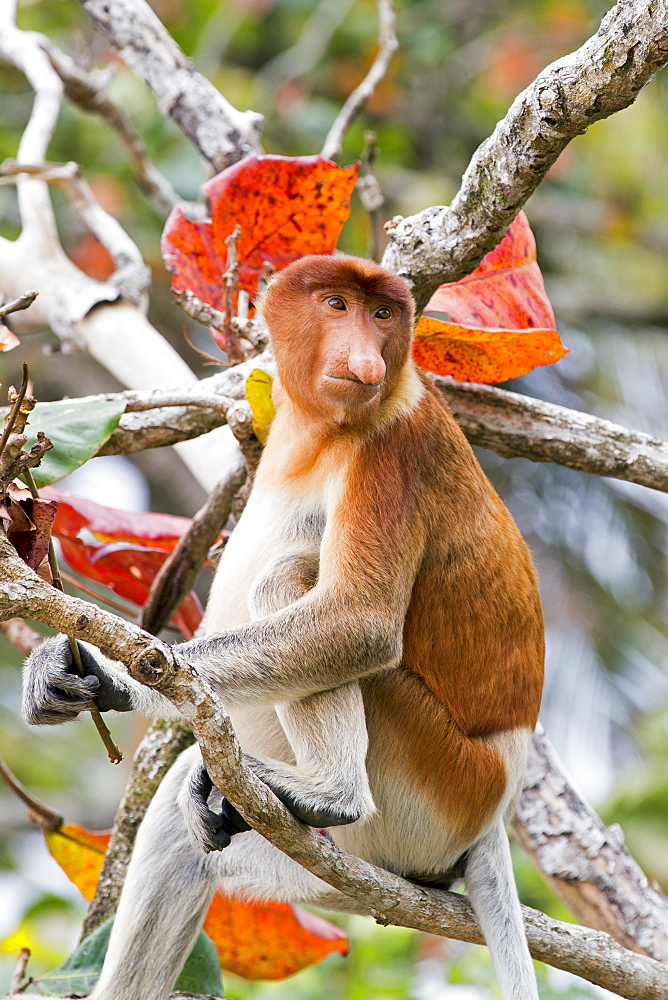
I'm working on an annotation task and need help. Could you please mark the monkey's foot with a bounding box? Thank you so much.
[200,798,252,852]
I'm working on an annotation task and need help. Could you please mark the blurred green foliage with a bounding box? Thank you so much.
[1,0,667,996]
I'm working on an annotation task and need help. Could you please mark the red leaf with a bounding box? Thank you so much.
[414,212,568,383]
[43,489,205,638]
[42,488,194,550]
[161,154,359,310]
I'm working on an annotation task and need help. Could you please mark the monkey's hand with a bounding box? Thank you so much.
[22,635,133,726]
[180,763,251,853]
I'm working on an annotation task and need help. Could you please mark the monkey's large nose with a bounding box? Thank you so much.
[346,348,386,385]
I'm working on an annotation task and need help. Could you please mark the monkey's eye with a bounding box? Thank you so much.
[375,306,393,320]
[327,296,347,311]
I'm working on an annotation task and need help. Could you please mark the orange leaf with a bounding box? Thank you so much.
[415,212,568,382]
[161,154,359,311]
[413,318,568,384]
[46,826,348,981]
[203,893,348,980]
[44,824,111,902]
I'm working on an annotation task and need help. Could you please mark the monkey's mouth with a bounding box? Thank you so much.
[323,375,383,390]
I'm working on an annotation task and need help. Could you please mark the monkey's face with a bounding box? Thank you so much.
[309,290,395,418]
[262,255,414,426]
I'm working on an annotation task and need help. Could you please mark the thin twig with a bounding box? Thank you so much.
[173,288,228,332]
[0,756,63,831]
[9,947,32,995]
[321,0,398,160]
[0,363,29,463]
[59,567,139,617]
[140,461,245,635]
[0,290,38,318]
[40,35,183,217]
[358,131,385,261]
[20,466,123,765]
[222,225,245,365]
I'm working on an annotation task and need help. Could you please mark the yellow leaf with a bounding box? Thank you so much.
[245,369,275,444]
[44,824,110,902]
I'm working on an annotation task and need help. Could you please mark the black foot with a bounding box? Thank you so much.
[192,766,251,852]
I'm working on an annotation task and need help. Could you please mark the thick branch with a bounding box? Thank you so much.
[1,540,667,999]
[81,718,194,939]
[382,0,668,309]
[79,0,263,171]
[514,727,668,961]
[53,364,668,493]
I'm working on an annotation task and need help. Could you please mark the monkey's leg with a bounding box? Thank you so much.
[182,683,375,853]
[90,746,217,1000]
[265,682,376,826]
[251,553,375,825]
[464,817,539,1000]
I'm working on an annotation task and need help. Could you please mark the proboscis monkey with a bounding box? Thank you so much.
[23,254,544,1000]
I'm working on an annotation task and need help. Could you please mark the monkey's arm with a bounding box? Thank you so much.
[177,502,424,708]
[22,634,179,726]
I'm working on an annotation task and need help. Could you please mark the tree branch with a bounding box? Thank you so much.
[382,0,668,309]
[78,0,263,172]
[81,718,195,939]
[513,726,668,962]
[44,362,667,494]
[1,537,667,999]
[321,0,398,161]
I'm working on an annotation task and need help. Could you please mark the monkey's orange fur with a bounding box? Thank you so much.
[259,254,544,847]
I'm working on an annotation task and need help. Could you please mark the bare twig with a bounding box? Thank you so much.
[39,36,183,217]
[321,0,398,160]
[140,459,246,635]
[358,131,385,261]
[0,757,63,831]
[221,225,245,365]
[0,291,38,318]
[0,364,30,464]
[173,289,228,333]
[9,948,31,996]
[21,465,123,766]
[382,0,668,309]
[78,0,263,171]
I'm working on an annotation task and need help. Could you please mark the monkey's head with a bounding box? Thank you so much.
[261,254,415,425]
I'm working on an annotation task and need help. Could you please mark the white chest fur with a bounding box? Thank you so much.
[202,480,330,634]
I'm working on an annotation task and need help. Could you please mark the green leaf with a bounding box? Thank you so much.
[36,918,112,996]
[245,369,275,445]
[36,918,223,997]
[174,929,224,995]
[25,399,126,488]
